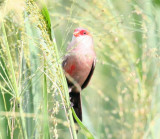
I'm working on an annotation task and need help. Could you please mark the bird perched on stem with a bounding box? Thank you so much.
[63,27,96,122]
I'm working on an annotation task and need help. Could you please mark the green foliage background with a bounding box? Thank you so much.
[0,0,160,139]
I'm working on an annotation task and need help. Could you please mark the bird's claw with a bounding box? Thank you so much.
[70,102,74,108]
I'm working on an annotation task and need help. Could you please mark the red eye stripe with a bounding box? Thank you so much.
[73,28,91,37]
[80,30,88,35]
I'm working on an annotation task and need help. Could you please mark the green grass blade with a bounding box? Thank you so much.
[41,5,52,40]
[71,108,94,139]
[43,58,50,139]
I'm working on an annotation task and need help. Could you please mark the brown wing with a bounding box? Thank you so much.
[62,57,73,88]
[81,58,96,90]
[62,56,67,68]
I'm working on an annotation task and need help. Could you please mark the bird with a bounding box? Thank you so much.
[62,27,96,122]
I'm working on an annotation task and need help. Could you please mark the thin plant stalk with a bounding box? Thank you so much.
[1,20,18,96]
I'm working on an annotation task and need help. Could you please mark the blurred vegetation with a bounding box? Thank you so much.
[1,0,160,139]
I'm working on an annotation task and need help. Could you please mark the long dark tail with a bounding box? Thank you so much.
[69,92,82,122]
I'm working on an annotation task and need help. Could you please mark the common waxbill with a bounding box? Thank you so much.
[63,27,96,122]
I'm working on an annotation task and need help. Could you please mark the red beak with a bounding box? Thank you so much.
[73,31,80,37]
